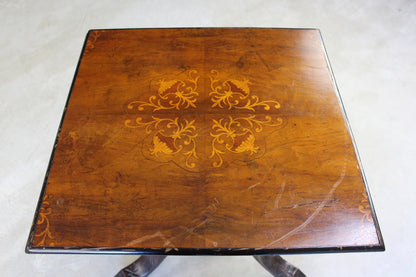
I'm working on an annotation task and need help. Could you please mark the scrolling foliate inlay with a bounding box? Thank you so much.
[126,116,199,168]
[359,192,374,224]
[126,69,282,169]
[209,115,282,167]
[127,70,199,111]
[209,70,280,111]
[208,70,282,167]
[34,195,54,246]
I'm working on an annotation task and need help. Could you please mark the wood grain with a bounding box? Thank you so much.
[27,28,383,254]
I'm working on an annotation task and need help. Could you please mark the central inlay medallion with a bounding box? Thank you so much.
[125,70,282,170]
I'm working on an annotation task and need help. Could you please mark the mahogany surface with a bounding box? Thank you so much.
[26,28,383,254]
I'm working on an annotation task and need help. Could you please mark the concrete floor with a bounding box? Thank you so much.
[1,0,415,276]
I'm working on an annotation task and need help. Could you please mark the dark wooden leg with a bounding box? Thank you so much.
[114,255,166,277]
[254,255,306,277]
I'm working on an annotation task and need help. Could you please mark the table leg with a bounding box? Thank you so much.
[253,255,306,277]
[114,255,166,277]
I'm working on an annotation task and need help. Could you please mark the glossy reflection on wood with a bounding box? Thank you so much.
[27,28,383,254]
[115,256,166,277]
[114,255,305,277]
[254,255,306,277]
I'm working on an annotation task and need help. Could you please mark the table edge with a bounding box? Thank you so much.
[318,29,385,250]
[26,244,385,255]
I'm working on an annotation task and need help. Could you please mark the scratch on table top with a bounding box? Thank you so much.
[172,198,220,246]
[289,189,295,201]
[179,226,218,247]
[263,181,286,215]
[274,181,286,208]
[126,198,220,249]
[241,182,261,192]
[126,231,175,248]
[190,218,210,232]
[188,201,218,226]
[248,182,261,190]
[244,163,275,193]
[265,169,346,247]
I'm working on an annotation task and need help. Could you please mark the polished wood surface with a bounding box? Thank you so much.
[27,28,383,254]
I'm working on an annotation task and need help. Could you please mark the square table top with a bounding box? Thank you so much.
[27,28,384,255]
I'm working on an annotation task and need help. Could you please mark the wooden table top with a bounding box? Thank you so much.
[27,28,383,255]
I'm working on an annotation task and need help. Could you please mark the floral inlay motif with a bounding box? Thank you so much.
[209,115,282,167]
[126,69,282,169]
[128,70,199,111]
[34,198,53,246]
[359,192,374,223]
[126,116,198,168]
[209,70,280,111]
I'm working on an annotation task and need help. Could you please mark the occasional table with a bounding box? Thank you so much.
[26,28,384,276]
